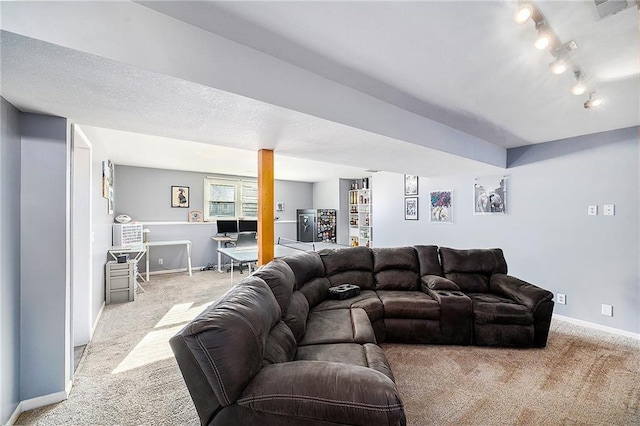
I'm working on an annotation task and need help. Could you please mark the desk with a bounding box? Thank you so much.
[211,235,236,272]
[108,245,147,292]
[145,240,192,281]
[218,242,342,283]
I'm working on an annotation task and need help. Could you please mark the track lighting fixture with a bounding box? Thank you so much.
[514,3,533,24]
[571,82,587,96]
[571,70,587,95]
[549,59,567,75]
[584,93,602,109]
[515,1,602,108]
[534,21,552,50]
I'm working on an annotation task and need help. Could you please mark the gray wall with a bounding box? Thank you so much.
[372,127,639,334]
[1,98,21,424]
[114,165,312,271]
[20,113,70,400]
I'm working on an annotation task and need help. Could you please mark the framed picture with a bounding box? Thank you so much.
[102,159,113,199]
[108,186,114,215]
[474,175,507,214]
[430,190,453,223]
[171,186,190,208]
[188,210,203,222]
[404,197,419,220]
[276,201,285,212]
[404,175,418,196]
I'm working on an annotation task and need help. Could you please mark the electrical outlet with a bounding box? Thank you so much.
[603,204,615,216]
[587,205,597,216]
[556,293,566,304]
[601,304,613,317]
[158,258,163,265]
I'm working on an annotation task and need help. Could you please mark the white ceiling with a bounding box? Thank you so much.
[1,1,638,182]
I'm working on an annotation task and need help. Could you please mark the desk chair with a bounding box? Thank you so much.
[230,231,257,274]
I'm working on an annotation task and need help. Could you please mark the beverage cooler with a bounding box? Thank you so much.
[296,209,337,243]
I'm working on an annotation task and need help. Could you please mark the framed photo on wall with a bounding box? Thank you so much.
[430,190,453,223]
[171,186,190,208]
[102,159,114,199]
[188,210,203,222]
[404,175,418,196]
[404,197,419,220]
[474,175,507,214]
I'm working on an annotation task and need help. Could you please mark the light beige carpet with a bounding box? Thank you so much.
[17,270,640,425]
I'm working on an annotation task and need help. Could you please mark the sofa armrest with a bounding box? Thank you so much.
[237,361,405,426]
[421,275,460,291]
[489,274,553,311]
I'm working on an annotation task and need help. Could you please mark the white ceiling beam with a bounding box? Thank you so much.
[0,1,506,168]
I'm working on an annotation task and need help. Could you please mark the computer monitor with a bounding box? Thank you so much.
[238,219,258,233]
[216,219,238,235]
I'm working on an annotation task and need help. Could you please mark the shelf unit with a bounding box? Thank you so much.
[348,185,372,247]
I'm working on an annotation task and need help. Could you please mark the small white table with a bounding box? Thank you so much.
[211,235,236,272]
[145,240,192,281]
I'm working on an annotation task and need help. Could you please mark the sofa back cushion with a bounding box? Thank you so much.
[320,246,375,290]
[284,290,310,342]
[281,251,325,290]
[373,247,420,291]
[439,247,507,293]
[282,250,331,309]
[173,277,280,407]
[414,245,443,276]
[253,259,295,317]
[262,321,297,366]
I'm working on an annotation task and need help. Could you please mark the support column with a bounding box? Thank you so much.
[258,149,274,265]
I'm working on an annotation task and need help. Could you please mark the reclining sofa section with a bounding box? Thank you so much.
[170,246,554,426]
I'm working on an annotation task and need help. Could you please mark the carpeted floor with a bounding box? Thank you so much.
[16,270,640,425]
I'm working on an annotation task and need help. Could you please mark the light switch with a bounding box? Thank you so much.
[603,204,615,216]
[588,205,597,216]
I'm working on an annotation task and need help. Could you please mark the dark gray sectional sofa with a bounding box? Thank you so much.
[170,245,554,425]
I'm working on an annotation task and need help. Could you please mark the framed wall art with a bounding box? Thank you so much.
[188,210,203,222]
[102,159,114,199]
[404,175,418,196]
[171,186,190,208]
[474,175,507,214]
[430,190,453,223]
[404,197,419,220]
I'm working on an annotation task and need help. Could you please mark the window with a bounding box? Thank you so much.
[204,177,258,221]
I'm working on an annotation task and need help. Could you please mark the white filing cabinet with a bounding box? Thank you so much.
[106,260,136,304]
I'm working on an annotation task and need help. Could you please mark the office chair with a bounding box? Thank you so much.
[231,231,257,274]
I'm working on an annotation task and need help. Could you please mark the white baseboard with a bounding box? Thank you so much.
[553,314,640,340]
[147,266,205,276]
[19,389,68,412]
[91,301,105,339]
[148,268,187,276]
[7,402,22,425]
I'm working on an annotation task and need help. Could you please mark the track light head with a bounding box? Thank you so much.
[514,3,533,24]
[571,82,587,95]
[534,21,552,50]
[584,93,602,109]
[549,59,567,75]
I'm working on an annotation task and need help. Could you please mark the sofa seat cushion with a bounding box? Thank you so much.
[312,290,383,322]
[467,293,534,325]
[377,290,440,319]
[295,343,394,382]
[299,308,376,346]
